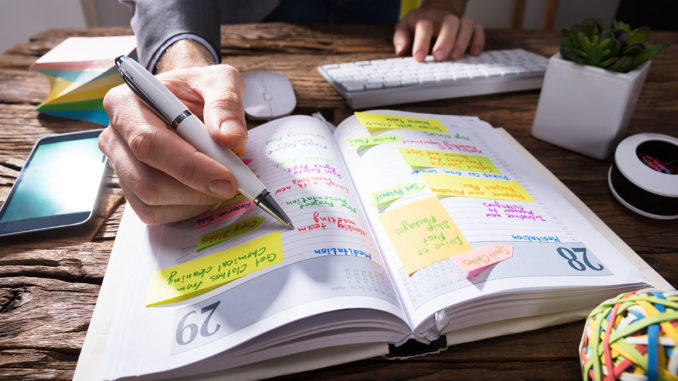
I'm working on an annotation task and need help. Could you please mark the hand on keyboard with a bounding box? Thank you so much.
[318,49,548,109]
[394,8,484,61]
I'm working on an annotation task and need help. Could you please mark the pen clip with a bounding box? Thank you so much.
[115,56,174,126]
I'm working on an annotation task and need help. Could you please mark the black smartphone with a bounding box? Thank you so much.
[0,129,107,237]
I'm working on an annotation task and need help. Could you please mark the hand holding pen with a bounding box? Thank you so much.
[99,58,292,227]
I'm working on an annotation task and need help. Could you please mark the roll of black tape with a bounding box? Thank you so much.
[608,133,678,219]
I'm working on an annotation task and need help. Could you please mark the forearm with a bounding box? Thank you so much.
[155,38,217,73]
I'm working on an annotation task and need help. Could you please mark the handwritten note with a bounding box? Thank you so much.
[378,196,471,275]
[369,181,425,206]
[400,138,482,154]
[286,195,357,213]
[355,112,448,133]
[295,211,367,236]
[346,135,402,152]
[146,231,283,306]
[266,132,329,156]
[194,197,252,228]
[197,216,265,250]
[286,162,342,179]
[399,148,500,173]
[422,173,534,202]
[482,200,546,221]
[451,243,513,273]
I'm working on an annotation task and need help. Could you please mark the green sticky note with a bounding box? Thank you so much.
[197,216,265,251]
[369,181,425,206]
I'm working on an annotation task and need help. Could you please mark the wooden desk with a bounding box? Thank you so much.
[0,24,676,380]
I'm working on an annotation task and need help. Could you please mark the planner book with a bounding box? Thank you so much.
[75,111,669,380]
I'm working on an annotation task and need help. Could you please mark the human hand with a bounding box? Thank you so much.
[100,64,247,225]
[393,3,485,62]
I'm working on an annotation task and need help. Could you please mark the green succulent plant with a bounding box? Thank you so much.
[560,18,665,73]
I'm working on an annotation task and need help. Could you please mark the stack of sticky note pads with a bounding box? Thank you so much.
[29,36,137,125]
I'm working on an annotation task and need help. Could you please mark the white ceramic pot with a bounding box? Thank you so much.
[531,53,651,160]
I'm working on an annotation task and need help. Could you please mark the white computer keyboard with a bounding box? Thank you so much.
[318,48,548,109]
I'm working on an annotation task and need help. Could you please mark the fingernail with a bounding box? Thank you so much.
[414,49,426,61]
[432,49,444,61]
[209,179,234,198]
[452,47,464,60]
[395,42,404,54]
[220,120,247,137]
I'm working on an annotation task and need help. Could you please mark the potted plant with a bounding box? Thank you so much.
[531,19,664,160]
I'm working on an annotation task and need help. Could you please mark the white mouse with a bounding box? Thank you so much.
[242,72,296,120]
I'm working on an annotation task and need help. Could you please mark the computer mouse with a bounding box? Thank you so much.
[242,72,296,120]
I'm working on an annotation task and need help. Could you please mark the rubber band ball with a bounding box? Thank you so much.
[579,288,678,381]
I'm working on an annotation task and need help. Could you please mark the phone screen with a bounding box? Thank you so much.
[0,130,107,236]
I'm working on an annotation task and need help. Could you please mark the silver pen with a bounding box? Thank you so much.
[115,55,293,228]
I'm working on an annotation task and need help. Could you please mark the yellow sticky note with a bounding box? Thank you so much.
[399,147,501,173]
[422,173,534,202]
[369,181,424,206]
[346,135,402,152]
[355,112,448,133]
[197,216,265,250]
[43,74,123,104]
[379,196,471,275]
[146,231,283,306]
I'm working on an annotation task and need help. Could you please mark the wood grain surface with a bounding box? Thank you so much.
[0,23,676,380]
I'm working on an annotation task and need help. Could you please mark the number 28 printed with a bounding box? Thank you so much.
[557,247,604,272]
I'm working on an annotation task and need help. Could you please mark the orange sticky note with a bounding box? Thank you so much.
[451,243,513,273]
[378,196,472,275]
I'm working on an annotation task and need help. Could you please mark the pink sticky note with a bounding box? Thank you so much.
[451,243,513,273]
[193,198,253,228]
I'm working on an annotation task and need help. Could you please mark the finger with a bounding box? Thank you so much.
[120,177,213,225]
[431,14,460,61]
[412,19,435,62]
[451,17,475,60]
[104,84,238,200]
[169,65,248,150]
[100,126,222,207]
[469,24,485,56]
[393,20,412,56]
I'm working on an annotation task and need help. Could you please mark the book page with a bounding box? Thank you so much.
[102,116,408,380]
[334,110,650,332]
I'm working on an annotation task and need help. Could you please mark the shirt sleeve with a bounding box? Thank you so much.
[124,0,222,71]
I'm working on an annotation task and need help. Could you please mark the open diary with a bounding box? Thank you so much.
[76,110,667,380]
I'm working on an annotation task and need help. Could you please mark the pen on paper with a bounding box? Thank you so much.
[114,55,294,229]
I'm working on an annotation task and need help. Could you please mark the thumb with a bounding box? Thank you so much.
[197,65,248,150]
